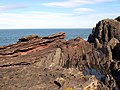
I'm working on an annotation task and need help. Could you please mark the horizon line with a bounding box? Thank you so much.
[0,28,92,30]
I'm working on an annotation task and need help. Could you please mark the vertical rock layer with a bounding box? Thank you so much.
[88,16,120,89]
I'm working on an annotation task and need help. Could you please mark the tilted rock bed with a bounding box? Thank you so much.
[0,16,120,90]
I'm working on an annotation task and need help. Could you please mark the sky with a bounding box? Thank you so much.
[0,0,120,29]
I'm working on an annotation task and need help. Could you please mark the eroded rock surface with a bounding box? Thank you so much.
[0,17,120,90]
[88,17,120,89]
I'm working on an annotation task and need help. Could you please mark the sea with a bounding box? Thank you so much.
[0,29,92,46]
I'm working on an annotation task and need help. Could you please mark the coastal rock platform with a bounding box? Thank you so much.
[0,16,120,90]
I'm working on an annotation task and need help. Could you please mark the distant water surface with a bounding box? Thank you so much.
[0,29,91,46]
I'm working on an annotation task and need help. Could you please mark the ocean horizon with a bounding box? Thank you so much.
[0,28,91,46]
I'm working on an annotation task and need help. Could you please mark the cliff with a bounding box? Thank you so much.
[0,16,120,90]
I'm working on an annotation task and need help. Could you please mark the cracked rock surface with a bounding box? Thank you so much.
[0,16,120,90]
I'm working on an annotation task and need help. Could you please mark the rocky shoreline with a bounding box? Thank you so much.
[0,16,120,90]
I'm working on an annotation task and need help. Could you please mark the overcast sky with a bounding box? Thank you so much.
[0,0,120,29]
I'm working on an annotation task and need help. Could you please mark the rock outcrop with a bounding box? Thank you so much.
[1,32,105,90]
[88,17,120,89]
[88,19,120,43]
[0,16,120,90]
[115,16,120,22]
[18,34,39,42]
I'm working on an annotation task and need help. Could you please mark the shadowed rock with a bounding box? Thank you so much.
[88,19,120,44]
[88,16,120,89]
[115,16,120,22]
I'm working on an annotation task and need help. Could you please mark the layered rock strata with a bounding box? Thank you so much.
[0,16,120,90]
[88,16,120,89]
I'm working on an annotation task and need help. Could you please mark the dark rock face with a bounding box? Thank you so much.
[0,17,120,90]
[115,16,120,22]
[88,17,120,89]
[88,19,120,44]
[112,43,120,60]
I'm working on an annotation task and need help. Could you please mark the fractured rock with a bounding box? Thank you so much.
[0,17,120,90]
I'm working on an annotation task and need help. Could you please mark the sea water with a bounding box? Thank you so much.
[0,29,91,46]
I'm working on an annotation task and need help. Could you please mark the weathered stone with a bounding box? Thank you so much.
[95,38,102,48]
[108,38,119,49]
[88,18,120,44]
[18,34,39,42]
[0,17,120,90]
[88,16,120,89]
[54,77,65,88]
